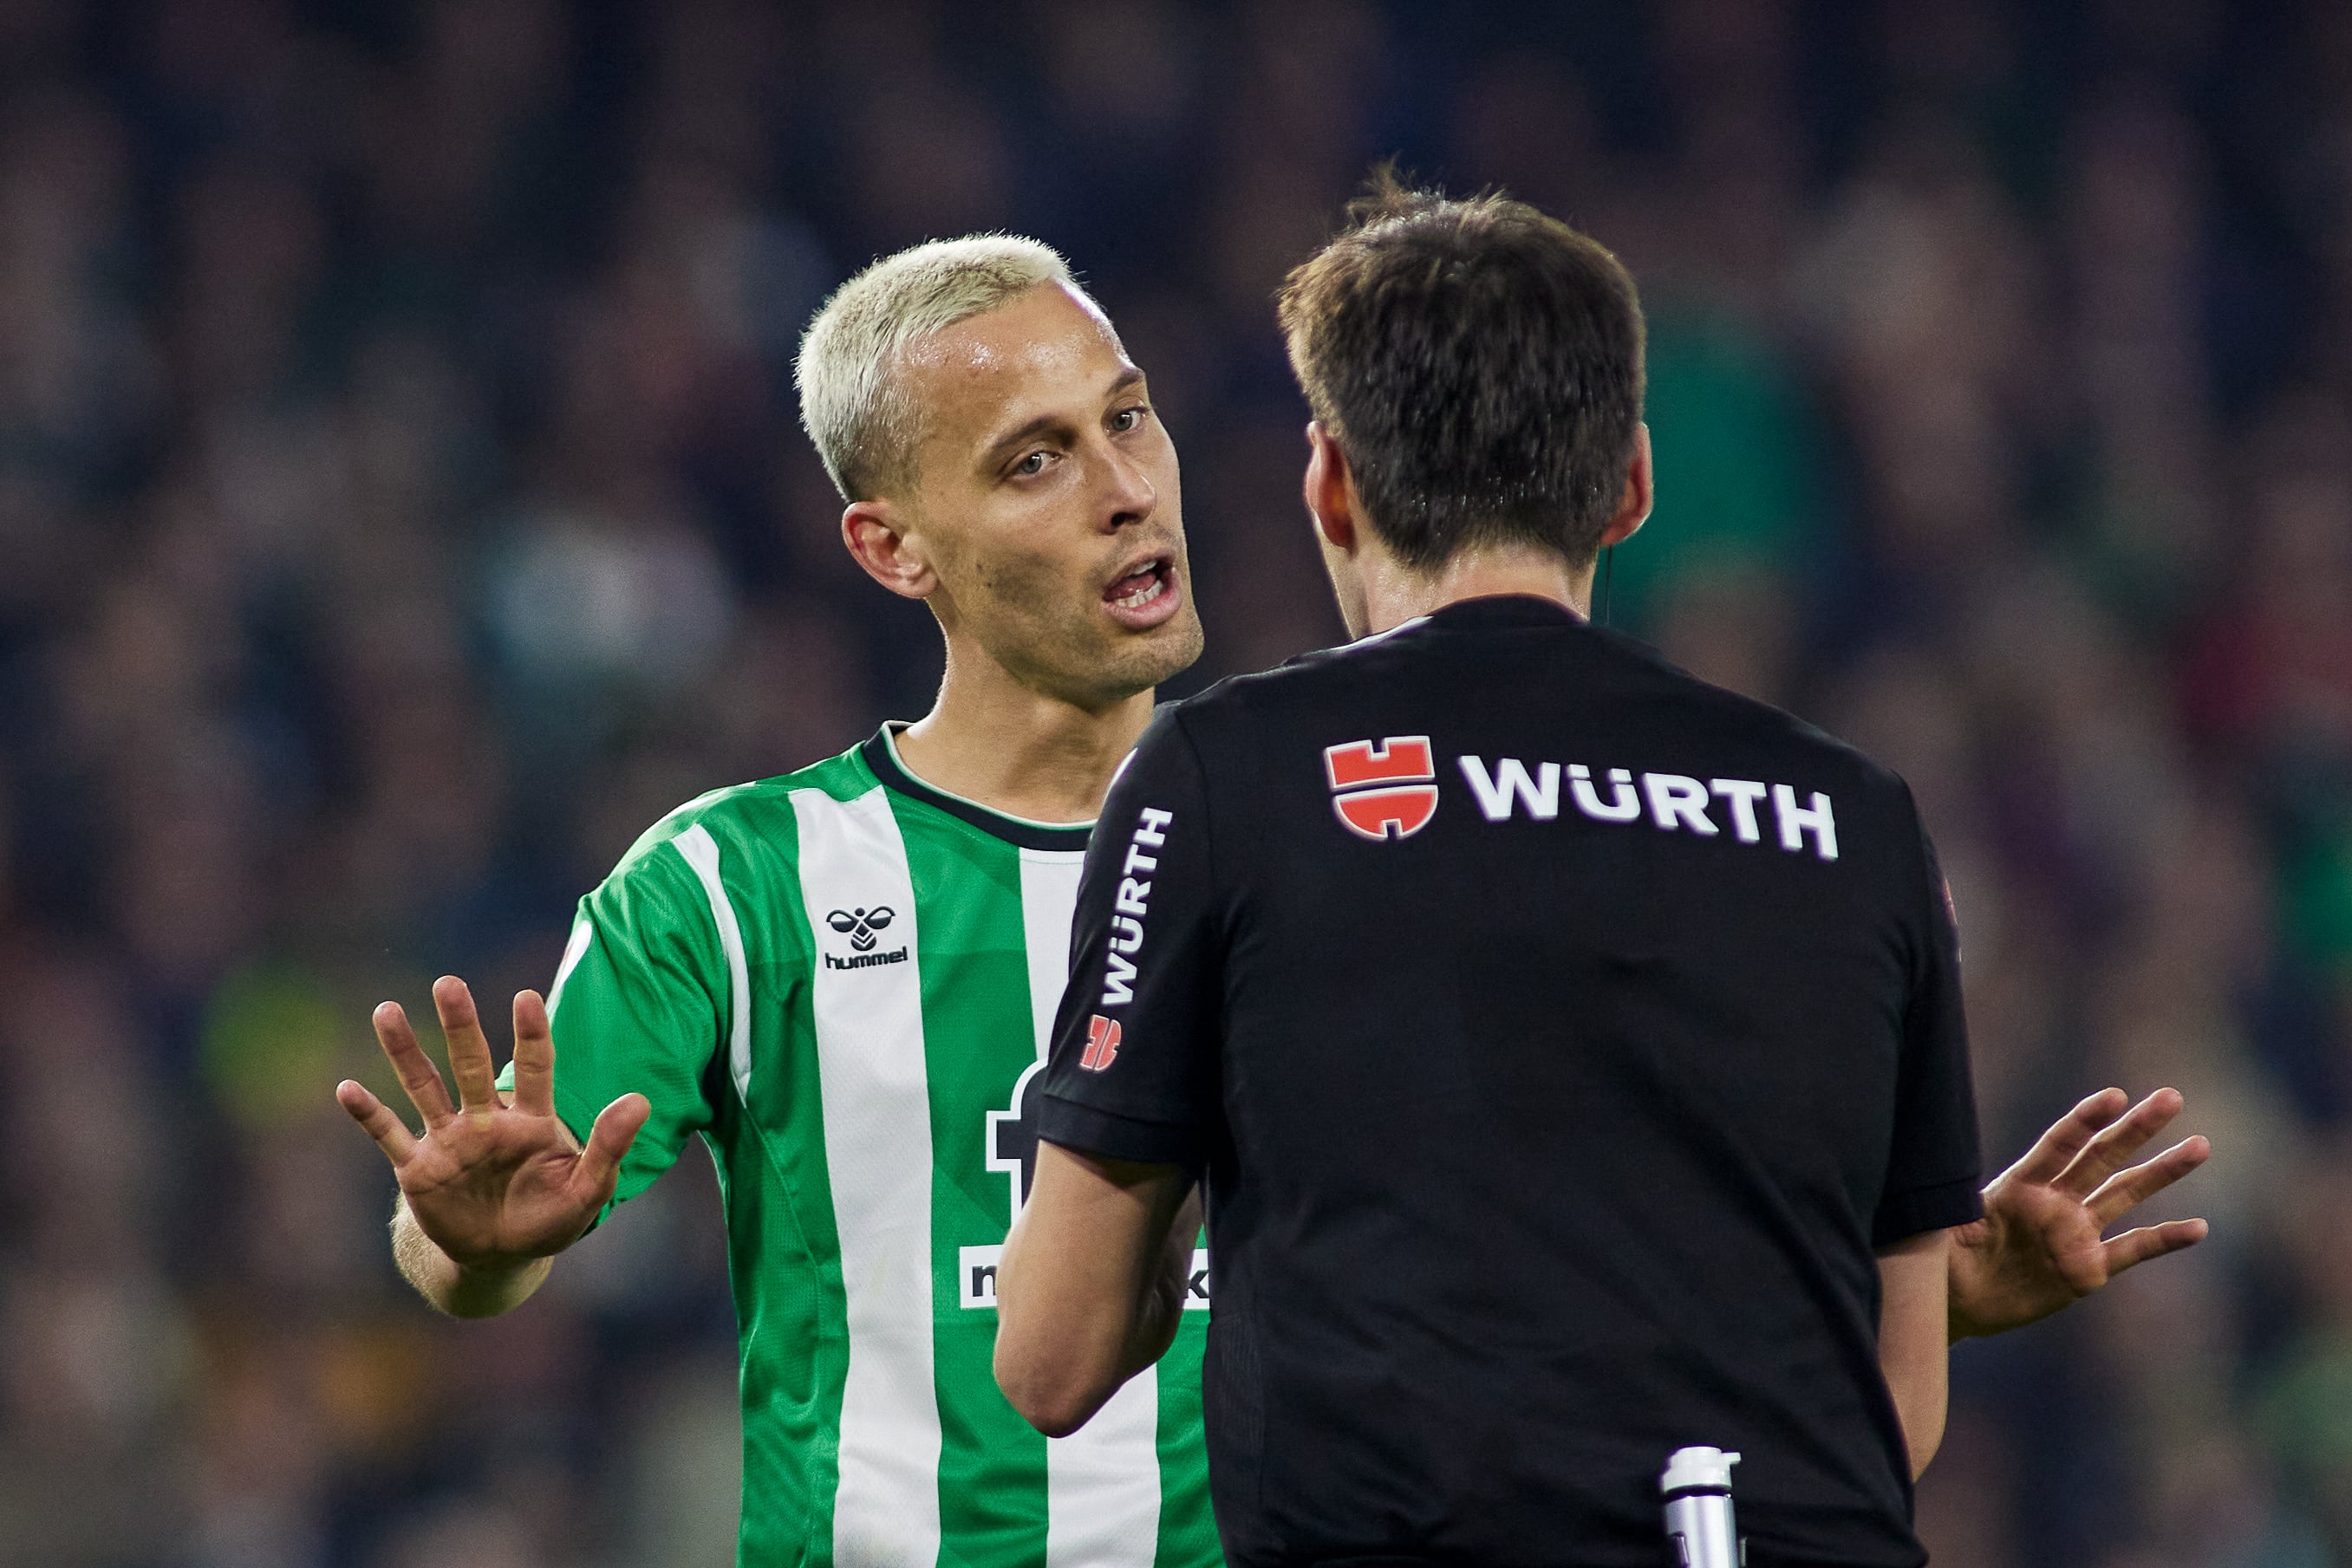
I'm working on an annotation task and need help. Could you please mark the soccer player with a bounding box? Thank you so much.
[993,184,2211,1568]
[338,235,2205,1568]
[340,239,1219,1566]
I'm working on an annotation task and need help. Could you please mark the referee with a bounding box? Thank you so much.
[997,179,1981,1567]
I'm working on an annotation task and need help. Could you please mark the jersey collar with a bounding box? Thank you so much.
[861,725,1098,853]
[1418,592,1588,628]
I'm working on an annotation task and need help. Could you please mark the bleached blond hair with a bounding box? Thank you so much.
[795,234,1080,501]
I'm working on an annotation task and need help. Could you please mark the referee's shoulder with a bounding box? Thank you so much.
[1163,618,1919,814]
[1606,628,1921,812]
[1156,620,1426,727]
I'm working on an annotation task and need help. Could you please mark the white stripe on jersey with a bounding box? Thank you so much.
[673,824,754,1105]
[545,915,594,1017]
[1017,849,1084,1063]
[792,786,944,1568]
[1021,848,1165,1568]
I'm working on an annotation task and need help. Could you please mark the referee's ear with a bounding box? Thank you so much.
[1598,423,1654,550]
[841,499,939,602]
[1302,420,1364,555]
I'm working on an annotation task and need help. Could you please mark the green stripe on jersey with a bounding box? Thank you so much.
[525,737,1216,1567]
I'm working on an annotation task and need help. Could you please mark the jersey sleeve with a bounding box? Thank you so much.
[498,834,729,1215]
[1036,708,1223,1170]
[1871,800,1985,1246]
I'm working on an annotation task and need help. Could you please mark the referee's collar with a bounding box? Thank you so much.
[1415,592,1588,629]
[862,724,1097,853]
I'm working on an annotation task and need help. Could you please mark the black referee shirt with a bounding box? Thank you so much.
[1037,595,1982,1568]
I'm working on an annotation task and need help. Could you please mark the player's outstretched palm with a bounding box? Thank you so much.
[1948,1085,2210,1339]
[336,975,649,1271]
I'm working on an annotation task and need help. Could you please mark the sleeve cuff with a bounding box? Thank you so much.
[1037,1093,1205,1170]
[1872,1174,1984,1247]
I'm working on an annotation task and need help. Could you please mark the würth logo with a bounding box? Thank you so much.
[826,906,894,951]
[1324,736,1439,841]
[1080,1014,1122,1071]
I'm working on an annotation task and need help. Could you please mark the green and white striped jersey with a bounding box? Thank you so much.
[533,727,1217,1567]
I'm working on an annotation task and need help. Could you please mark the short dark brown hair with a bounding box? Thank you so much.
[1276,171,1645,572]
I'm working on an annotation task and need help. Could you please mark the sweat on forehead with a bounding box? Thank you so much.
[796,234,1097,502]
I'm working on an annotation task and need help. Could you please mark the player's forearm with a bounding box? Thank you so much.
[390,1198,553,1318]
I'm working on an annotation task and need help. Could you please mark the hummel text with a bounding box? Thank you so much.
[824,947,909,970]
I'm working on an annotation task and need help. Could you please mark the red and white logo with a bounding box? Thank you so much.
[1080,1014,1123,1071]
[1323,736,1439,841]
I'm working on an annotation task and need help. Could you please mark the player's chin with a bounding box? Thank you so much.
[1087,604,1203,693]
[1128,601,1205,680]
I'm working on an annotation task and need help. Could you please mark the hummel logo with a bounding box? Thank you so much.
[1324,737,1439,841]
[826,906,895,952]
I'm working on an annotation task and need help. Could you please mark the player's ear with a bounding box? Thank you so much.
[842,499,938,601]
[1302,421,1359,554]
[1599,423,1653,550]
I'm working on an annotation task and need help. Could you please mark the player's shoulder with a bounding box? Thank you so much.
[603,738,877,887]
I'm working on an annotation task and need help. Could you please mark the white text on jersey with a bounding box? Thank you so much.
[1101,807,1172,1005]
[1456,756,1839,861]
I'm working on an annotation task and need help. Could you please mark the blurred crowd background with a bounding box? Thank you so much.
[2,0,2349,1563]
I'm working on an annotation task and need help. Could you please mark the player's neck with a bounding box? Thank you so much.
[893,651,1154,825]
[1356,545,1597,636]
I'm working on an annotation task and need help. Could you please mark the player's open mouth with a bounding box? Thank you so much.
[1102,556,1182,629]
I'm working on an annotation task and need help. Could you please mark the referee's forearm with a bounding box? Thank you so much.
[995,1144,1194,1435]
[994,1223,1133,1435]
[1118,1187,1201,1376]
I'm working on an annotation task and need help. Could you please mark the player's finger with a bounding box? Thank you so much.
[336,1079,417,1166]
[2056,1087,2186,1199]
[433,975,501,1112]
[509,989,555,1116]
[2101,1216,2210,1277]
[572,1092,651,1203]
[2006,1087,2129,1187]
[2087,1134,2210,1227]
[373,1000,457,1127]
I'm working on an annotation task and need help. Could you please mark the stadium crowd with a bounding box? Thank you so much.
[0,0,2348,1563]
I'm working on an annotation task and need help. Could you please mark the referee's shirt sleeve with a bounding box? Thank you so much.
[1872,798,1985,1247]
[1037,708,1222,1171]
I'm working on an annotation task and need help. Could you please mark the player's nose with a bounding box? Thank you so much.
[1098,441,1157,530]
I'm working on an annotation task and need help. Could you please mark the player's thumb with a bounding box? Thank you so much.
[577,1092,651,1198]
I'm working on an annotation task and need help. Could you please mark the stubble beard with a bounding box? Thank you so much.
[996,592,1204,712]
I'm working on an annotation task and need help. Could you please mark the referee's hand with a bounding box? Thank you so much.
[1947,1087,2210,1340]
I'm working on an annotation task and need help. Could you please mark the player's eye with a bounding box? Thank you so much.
[1110,406,1149,434]
[1013,450,1051,478]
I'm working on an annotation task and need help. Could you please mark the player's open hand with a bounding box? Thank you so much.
[335,975,650,1272]
[1946,1086,2210,1340]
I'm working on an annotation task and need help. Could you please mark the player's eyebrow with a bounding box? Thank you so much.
[977,366,1148,471]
